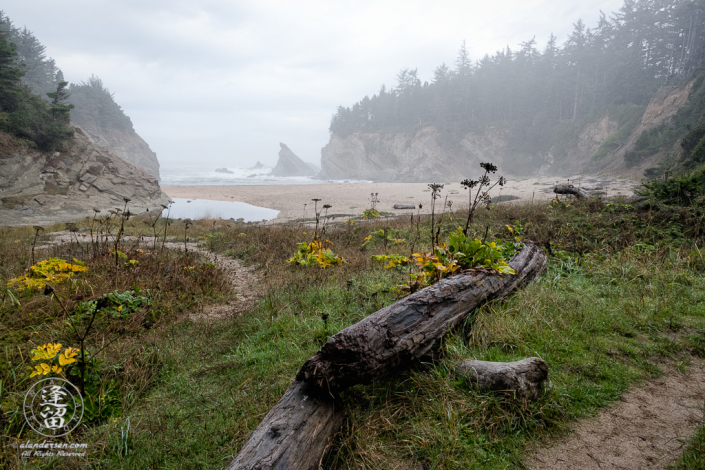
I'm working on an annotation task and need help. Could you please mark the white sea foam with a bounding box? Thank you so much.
[160,164,370,186]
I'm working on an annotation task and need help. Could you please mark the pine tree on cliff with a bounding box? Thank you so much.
[46,74,74,124]
[455,40,472,76]
[12,26,60,98]
[0,27,24,113]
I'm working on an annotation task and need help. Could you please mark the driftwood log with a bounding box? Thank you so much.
[229,244,547,469]
[297,243,547,393]
[226,381,343,470]
[553,184,589,199]
[393,204,417,209]
[457,357,548,401]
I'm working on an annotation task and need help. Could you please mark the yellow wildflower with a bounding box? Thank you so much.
[31,343,62,361]
[58,347,79,366]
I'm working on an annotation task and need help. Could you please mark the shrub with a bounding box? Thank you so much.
[7,257,88,292]
[447,228,519,274]
[371,254,410,270]
[287,240,345,268]
[361,228,405,249]
[362,208,380,219]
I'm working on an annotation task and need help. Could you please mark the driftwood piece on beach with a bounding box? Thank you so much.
[393,204,417,209]
[296,243,547,393]
[553,184,590,199]
[226,380,343,470]
[457,357,548,401]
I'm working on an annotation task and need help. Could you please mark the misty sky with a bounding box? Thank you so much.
[4,0,625,170]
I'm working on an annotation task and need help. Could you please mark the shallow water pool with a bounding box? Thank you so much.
[162,198,279,222]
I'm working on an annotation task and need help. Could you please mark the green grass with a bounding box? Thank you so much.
[39,251,705,469]
[3,198,705,469]
[66,246,705,469]
[670,423,705,469]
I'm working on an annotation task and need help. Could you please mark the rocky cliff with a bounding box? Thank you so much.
[68,77,161,180]
[272,143,315,177]
[318,80,696,181]
[0,128,169,226]
[74,123,161,180]
[319,126,508,182]
[599,79,695,175]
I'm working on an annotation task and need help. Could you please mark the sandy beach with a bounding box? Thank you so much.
[162,175,640,223]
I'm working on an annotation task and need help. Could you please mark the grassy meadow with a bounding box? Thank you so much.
[1,192,705,469]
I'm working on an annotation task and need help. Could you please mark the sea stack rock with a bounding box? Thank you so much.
[271,143,315,177]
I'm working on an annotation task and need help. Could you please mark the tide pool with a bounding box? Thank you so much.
[163,198,279,222]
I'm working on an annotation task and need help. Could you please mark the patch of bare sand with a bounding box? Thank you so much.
[527,358,705,469]
[161,175,640,223]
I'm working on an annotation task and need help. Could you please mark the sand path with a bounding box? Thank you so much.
[162,175,640,223]
[527,359,705,469]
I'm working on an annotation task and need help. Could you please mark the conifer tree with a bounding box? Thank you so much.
[46,79,74,123]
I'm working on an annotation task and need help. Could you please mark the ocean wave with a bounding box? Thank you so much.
[160,166,370,186]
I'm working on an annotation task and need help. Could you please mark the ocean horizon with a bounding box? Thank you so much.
[160,164,370,186]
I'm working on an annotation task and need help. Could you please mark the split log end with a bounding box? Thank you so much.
[457,357,549,401]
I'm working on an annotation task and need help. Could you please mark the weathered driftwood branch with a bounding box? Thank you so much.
[297,243,547,393]
[457,357,548,401]
[393,204,417,209]
[229,244,546,469]
[226,380,343,470]
[553,184,589,199]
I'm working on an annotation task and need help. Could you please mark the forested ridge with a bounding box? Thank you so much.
[329,0,705,172]
[0,12,138,150]
[0,12,73,150]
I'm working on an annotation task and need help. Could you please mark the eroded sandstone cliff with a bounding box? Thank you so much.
[74,124,161,180]
[68,78,162,180]
[319,126,508,182]
[0,128,169,225]
[318,80,695,181]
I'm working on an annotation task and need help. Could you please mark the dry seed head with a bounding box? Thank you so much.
[480,162,498,173]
